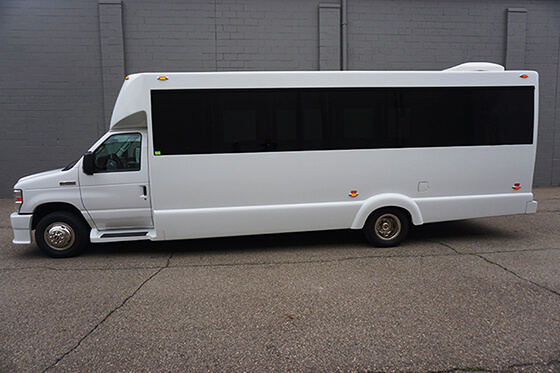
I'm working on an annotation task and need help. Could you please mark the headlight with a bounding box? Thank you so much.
[14,189,22,212]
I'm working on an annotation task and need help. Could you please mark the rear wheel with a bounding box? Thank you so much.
[35,212,89,258]
[364,208,409,247]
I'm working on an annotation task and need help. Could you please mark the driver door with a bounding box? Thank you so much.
[79,132,153,230]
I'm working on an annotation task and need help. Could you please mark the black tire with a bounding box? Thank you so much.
[363,208,409,247]
[35,211,90,258]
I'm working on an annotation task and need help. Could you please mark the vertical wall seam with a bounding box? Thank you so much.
[341,0,348,70]
[505,7,527,70]
[552,20,560,185]
[318,3,341,71]
[99,0,125,130]
[214,0,218,71]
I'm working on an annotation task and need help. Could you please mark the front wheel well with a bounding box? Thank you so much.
[32,203,89,231]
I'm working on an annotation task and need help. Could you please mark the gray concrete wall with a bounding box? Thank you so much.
[1,0,560,197]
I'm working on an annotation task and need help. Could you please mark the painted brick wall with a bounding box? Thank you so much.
[348,1,507,71]
[346,0,560,186]
[0,0,104,197]
[122,0,216,72]
[1,0,560,197]
[319,3,341,70]
[213,0,318,71]
[524,3,560,186]
[123,0,318,73]
[99,0,126,127]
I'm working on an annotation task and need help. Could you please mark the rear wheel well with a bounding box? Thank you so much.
[363,206,412,247]
[32,203,90,231]
[363,206,412,228]
[383,206,411,224]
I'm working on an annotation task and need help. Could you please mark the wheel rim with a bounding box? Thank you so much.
[44,222,75,251]
[374,213,401,241]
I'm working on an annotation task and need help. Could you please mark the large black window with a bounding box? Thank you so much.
[151,86,534,156]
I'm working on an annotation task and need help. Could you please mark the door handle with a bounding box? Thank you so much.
[140,185,147,199]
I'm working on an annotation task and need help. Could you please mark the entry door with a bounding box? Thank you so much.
[79,132,153,230]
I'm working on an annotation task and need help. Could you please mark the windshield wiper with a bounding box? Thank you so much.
[62,159,78,171]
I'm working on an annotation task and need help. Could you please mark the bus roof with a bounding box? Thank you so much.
[109,62,538,130]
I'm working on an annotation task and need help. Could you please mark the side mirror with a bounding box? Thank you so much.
[82,152,95,175]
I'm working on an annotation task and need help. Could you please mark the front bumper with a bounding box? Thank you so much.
[10,212,33,244]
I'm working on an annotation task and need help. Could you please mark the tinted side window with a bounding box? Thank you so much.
[395,87,534,147]
[151,86,534,156]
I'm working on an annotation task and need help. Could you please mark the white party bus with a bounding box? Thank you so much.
[10,62,539,257]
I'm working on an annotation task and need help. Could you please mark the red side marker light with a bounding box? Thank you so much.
[513,183,521,190]
[520,74,529,79]
[349,190,359,197]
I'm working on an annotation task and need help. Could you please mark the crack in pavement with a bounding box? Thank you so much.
[435,241,560,298]
[475,247,560,255]
[0,264,166,272]
[360,358,560,372]
[3,245,559,274]
[12,241,559,372]
[0,249,463,273]
[477,254,560,297]
[425,358,560,372]
[360,359,560,373]
[42,252,175,372]
[499,359,560,372]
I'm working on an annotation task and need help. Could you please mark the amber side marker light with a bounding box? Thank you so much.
[520,74,529,78]
[513,183,521,190]
[157,76,169,81]
[14,189,22,212]
[125,76,129,80]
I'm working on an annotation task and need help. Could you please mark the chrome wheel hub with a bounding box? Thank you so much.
[374,213,401,241]
[44,223,75,251]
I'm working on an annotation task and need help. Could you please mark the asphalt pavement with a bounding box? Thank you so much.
[0,188,559,372]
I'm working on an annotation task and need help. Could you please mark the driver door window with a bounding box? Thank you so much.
[94,133,141,172]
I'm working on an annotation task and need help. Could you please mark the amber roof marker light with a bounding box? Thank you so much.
[157,76,169,81]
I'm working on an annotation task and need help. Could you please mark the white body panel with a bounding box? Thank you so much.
[149,145,536,240]
[14,168,83,214]
[78,130,153,230]
[11,64,539,246]
[10,167,87,244]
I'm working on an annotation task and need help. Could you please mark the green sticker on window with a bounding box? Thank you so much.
[154,150,161,155]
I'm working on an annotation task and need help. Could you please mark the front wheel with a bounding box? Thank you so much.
[35,212,90,258]
[363,208,409,247]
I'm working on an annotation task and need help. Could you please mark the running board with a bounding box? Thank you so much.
[90,228,157,243]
